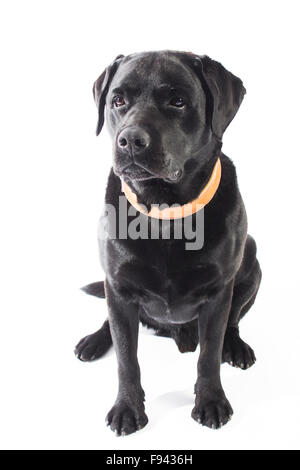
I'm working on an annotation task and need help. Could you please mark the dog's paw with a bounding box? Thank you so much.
[74,330,111,362]
[192,396,233,429]
[106,401,148,436]
[222,330,256,370]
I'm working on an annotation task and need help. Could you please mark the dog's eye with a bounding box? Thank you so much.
[113,95,126,108]
[169,97,185,108]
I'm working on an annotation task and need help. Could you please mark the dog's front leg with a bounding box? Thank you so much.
[192,281,234,429]
[105,282,148,436]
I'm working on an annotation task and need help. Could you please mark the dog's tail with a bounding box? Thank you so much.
[81,281,105,298]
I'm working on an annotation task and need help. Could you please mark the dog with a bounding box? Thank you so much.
[75,51,262,435]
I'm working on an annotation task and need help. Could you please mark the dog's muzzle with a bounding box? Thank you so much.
[116,126,183,182]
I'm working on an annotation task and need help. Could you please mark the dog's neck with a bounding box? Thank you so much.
[125,140,222,210]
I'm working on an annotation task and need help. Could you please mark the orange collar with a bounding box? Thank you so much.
[121,157,221,220]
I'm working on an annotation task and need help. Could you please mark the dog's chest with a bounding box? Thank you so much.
[117,245,220,324]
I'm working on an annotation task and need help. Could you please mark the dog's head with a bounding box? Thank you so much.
[93,51,245,183]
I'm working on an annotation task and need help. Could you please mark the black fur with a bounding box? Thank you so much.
[81,281,105,298]
[75,51,261,435]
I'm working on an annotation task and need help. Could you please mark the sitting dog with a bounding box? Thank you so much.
[75,51,262,435]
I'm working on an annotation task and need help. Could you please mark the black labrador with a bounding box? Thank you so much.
[75,51,262,435]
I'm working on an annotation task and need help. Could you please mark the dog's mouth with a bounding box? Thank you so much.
[119,162,158,181]
[114,160,183,183]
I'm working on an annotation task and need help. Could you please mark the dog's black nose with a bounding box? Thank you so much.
[117,127,150,153]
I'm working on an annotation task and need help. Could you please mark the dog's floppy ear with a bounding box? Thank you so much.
[93,54,124,136]
[193,55,246,139]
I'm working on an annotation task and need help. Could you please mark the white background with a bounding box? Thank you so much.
[0,0,299,450]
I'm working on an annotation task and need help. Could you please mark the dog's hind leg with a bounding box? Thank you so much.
[222,235,262,370]
[139,308,198,353]
[172,321,199,353]
[75,319,112,362]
